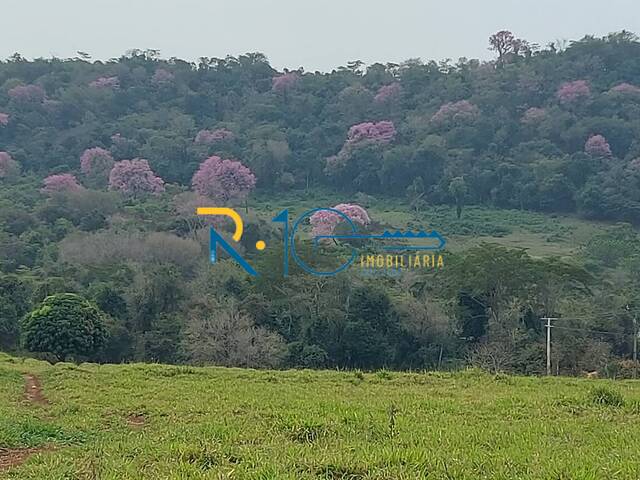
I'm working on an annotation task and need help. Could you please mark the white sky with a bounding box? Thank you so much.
[3,0,640,72]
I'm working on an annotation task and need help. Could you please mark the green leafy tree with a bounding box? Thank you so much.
[21,293,108,361]
[448,177,468,219]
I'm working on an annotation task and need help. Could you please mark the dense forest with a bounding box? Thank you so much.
[2,31,640,376]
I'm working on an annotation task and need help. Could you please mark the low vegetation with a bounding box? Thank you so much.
[1,354,640,478]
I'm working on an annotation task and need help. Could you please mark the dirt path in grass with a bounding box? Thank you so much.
[23,374,49,406]
[0,374,53,471]
[0,447,50,471]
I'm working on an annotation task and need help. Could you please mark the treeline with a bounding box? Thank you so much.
[1,32,640,219]
[1,173,639,376]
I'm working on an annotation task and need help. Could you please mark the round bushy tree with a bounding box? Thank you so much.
[521,107,547,124]
[80,147,115,186]
[8,84,46,104]
[108,158,165,196]
[556,80,590,104]
[309,203,371,237]
[192,155,256,203]
[41,173,83,194]
[345,121,396,148]
[0,152,20,179]
[431,100,479,125]
[272,72,299,93]
[374,83,402,104]
[585,134,613,158]
[610,83,640,95]
[151,68,175,85]
[21,293,108,361]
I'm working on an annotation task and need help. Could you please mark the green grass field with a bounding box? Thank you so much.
[2,353,640,479]
[251,191,617,259]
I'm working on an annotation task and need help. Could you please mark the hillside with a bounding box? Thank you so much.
[3,32,640,221]
[3,31,640,376]
[1,354,640,479]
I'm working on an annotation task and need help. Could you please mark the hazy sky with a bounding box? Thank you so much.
[4,0,640,71]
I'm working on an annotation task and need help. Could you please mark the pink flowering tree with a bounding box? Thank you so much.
[272,73,299,93]
[609,83,640,95]
[345,121,396,148]
[41,174,83,194]
[556,80,590,104]
[431,100,479,125]
[8,84,45,104]
[108,159,165,196]
[585,135,612,158]
[0,152,20,179]
[309,204,371,238]
[521,107,547,124]
[0,112,9,126]
[80,147,115,186]
[194,128,235,145]
[192,156,256,203]
[151,68,175,85]
[374,83,402,104]
[89,76,120,89]
[325,121,397,188]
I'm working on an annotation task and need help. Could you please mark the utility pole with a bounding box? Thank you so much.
[542,317,556,376]
[634,313,638,379]
[627,305,637,379]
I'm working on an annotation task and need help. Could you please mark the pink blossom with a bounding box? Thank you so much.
[109,159,165,195]
[556,80,590,103]
[431,100,479,125]
[41,174,83,194]
[80,147,115,176]
[0,112,9,126]
[272,73,299,93]
[374,83,402,103]
[89,76,120,89]
[0,152,19,178]
[194,128,235,145]
[345,121,396,147]
[8,84,45,103]
[151,68,175,85]
[192,156,256,203]
[310,204,371,237]
[609,83,640,95]
[521,107,547,124]
[585,134,612,158]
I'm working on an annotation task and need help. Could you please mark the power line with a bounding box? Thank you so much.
[542,311,640,377]
[551,325,631,338]
[551,312,635,321]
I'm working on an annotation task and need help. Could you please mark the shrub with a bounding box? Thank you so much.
[589,385,624,407]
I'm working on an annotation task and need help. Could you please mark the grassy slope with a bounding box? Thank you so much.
[2,354,640,479]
